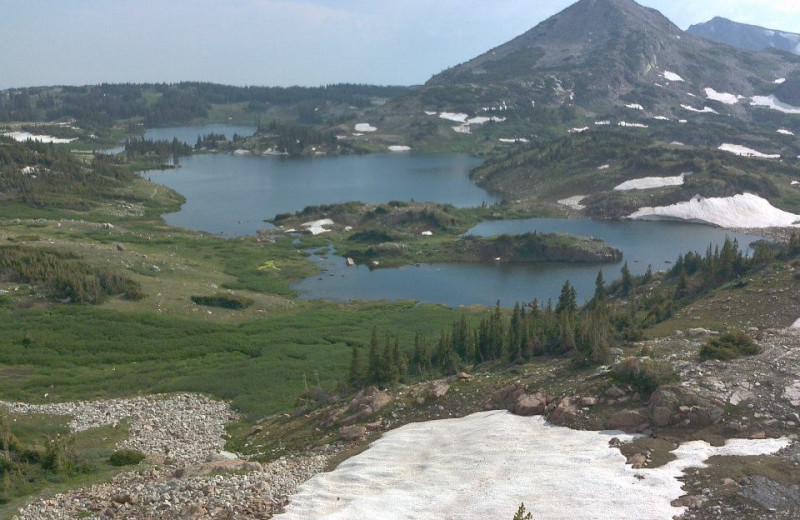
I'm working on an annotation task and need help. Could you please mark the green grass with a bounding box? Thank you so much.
[0,413,129,519]
[0,300,463,420]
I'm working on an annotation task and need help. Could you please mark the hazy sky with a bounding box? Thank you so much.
[2,0,800,89]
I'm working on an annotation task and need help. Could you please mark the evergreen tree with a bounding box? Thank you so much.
[620,262,633,296]
[367,327,380,385]
[593,270,606,302]
[556,280,577,315]
[348,343,363,388]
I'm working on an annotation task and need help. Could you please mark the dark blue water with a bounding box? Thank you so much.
[292,219,762,307]
[145,153,491,235]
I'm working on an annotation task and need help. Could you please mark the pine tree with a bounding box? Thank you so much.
[556,280,577,315]
[348,343,363,388]
[593,270,606,302]
[367,327,380,385]
[620,262,633,296]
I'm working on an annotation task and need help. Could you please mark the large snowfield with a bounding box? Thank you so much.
[718,143,780,159]
[278,411,789,520]
[629,193,800,228]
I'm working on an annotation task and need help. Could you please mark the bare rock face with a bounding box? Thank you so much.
[339,425,367,441]
[514,393,548,416]
[326,386,393,428]
[605,385,626,398]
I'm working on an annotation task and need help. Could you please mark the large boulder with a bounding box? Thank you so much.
[339,425,367,441]
[549,397,581,425]
[514,393,547,416]
[646,385,724,428]
[429,381,451,400]
[485,382,526,411]
[606,409,648,432]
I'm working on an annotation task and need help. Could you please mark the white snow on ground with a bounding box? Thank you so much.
[775,78,786,84]
[301,219,334,235]
[704,88,739,105]
[452,125,471,134]
[679,119,688,124]
[629,193,800,228]
[792,318,800,328]
[595,120,611,126]
[778,129,795,136]
[751,95,800,114]
[279,412,789,520]
[618,121,649,128]
[421,231,433,236]
[354,123,377,133]
[388,145,411,152]
[653,116,670,121]
[625,103,644,110]
[614,173,686,191]
[467,116,505,125]
[439,112,469,123]
[558,195,587,210]
[499,138,529,144]
[3,131,77,144]
[663,71,684,82]
[681,104,718,114]
[719,143,780,159]
[424,111,437,116]
[598,164,610,170]
[568,127,589,133]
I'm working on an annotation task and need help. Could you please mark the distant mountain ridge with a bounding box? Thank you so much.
[688,17,800,55]
[422,0,797,114]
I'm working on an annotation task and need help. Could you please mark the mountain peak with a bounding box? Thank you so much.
[688,17,800,54]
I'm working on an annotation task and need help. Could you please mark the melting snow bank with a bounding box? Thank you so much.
[792,318,800,329]
[354,123,377,133]
[629,193,800,228]
[704,88,739,105]
[681,104,718,114]
[388,145,411,152]
[301,219,334,235]
[558,195,587,210]
[719,143,780,159]
[663,71,684,82]
[278,412,790,520]
[778,129,795,136]
[3,131,77,144]
[750,95,800,115]
[614,173,686,191]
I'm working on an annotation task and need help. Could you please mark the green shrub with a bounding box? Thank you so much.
[513,503,533,520]
[612,357,677,395]
[108,449,146,467]
[699,331,758,361]
[190,293,254,310]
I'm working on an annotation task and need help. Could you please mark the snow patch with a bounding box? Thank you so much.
[594,120,611,126]
[663,71,684,82]
[681,104,718,114]
[751,95,800,114]
[618,121,649,128]
[625,103,644,110]
[3,131,77,144]
[598,164,610,170]
[421,231,433,236]
[498,138,529,144]
[568,127,589,134]
[301,219,334,235]
[778,129,795,136]
[280,412,790,520]
[614,173,687,191]
[774,78,786,84]
[424,111,437,116]
[719,143,780,159]
[558,195,587,211]
[792,318,800,329]
[452,125,471,134]
[704,88,739,105]
[354,123,377,133]
[438,112,469,123]
[653,116,670,121]
[388,145,411,152]
[629,193,800,228]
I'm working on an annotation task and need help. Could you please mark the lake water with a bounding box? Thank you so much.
[145,153,491,235]
[104,124,257,155]
[293,219,761,307]
[140,125,763,306]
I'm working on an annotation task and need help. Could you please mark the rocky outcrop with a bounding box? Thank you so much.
[548,397,582,426]
[485,383,550,418]
[646,385,724,428]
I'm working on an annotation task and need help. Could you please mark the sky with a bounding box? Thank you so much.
[2,0,799,89]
